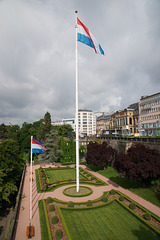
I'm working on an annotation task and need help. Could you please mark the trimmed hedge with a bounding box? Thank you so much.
[57,206,72,240]
[86,200,92,206]
[49,204,55,212]
[116,199,160,235]
[52,192,109,206]
[42,200,52,240]
[102,196,108,202]
[67,201,74,207]
[129,202,136,210]
[51,216,59,224]
[116,190,160,221]
[110,189,115,195]
[144,212,151,221]
[46,197,53,204]
[119,195,124,201]
[55,228,63,240]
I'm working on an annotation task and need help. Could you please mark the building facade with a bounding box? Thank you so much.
[97,113,111,136]
[77,109,96,136]
[139,93,160,136]
[110,104,139,136]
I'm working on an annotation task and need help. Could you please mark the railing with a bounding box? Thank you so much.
[8,165,26,240]
[98,136,160,142]
[79,136,160,143]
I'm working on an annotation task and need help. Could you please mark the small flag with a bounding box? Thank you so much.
[32,138,46,154]
[77,17,104,55]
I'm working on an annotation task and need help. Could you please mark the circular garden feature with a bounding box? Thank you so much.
[63,186,93,197]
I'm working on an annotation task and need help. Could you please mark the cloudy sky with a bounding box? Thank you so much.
[0,0,160,125]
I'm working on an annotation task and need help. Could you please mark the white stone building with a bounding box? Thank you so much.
[76,109,96,136]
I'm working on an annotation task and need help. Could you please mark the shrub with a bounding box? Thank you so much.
[129,202,136,210]
[49,204,55,212]
[46,197,53,204]
[55,228,63,240]
[102,196,108,202]
[67,201,74,207]
[51,216,59,224]
[110,189,115,195]
[91,176,95,180]
[143,212,151,220]
[96,180,102,184]
[119,195,124,201]
[87,200,92,206]
[43,184,47,190]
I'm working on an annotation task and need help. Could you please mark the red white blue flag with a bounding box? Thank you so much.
[32,138,46,154]
[77,17,104,55]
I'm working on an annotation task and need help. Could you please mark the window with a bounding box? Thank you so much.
[129,118,132,124]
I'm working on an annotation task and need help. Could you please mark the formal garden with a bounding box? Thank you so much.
[35,165,160,240]
[36,166,106,192]
[38,187,160,240]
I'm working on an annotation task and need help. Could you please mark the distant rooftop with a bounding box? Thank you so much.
[78,109,92,112]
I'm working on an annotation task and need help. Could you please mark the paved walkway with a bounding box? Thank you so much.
[14,164,160,240]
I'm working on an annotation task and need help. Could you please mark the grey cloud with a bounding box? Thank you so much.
[0,0,160,125]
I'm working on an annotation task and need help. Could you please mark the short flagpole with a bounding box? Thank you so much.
[75,10,79,192]
[30,136,33,219]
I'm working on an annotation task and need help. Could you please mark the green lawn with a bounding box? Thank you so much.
[60,200,160,240]
[38,200,51,240]
[45,168,86,184]
[98,167,160,207]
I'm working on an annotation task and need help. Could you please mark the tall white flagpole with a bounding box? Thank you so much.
[30,136,33,219]
[75,10,79,192]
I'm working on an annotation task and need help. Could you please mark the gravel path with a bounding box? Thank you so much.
[14,164,160,240]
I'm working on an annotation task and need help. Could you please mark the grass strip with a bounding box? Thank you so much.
[38,200,52,240]
[57,206,72,240]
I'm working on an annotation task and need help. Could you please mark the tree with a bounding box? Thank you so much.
[5,124,20,141]
[0,169,17,204]
[43,112,51,134]
[38,129,63,163]
[57,124,74,137]
[114,144,160,186]
[0,140,25,205]
[0,140,25,182]
[0,123,8,139]
[86,142,116,167]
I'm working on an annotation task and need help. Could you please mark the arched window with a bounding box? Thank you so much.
[129,118,132,124]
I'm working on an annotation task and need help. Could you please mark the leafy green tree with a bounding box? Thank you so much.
[5,124,20,141]
[0,140,25,182]
[0,140,25,205]
[43,112,51,134]
[38,129,63,163]
[0,123,9,139]
[18,122,32,154]
[0,169,17,204]
[57,124,74,137]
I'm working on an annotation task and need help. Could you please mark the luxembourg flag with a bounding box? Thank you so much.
[32,138,46,154]
[77,17,104,55]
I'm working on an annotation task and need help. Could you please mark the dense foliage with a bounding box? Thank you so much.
[56,124,74,137]
[86,141,116,167]
[0,140,25,204]
[38,129,63,163]
[114,144,160,186]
